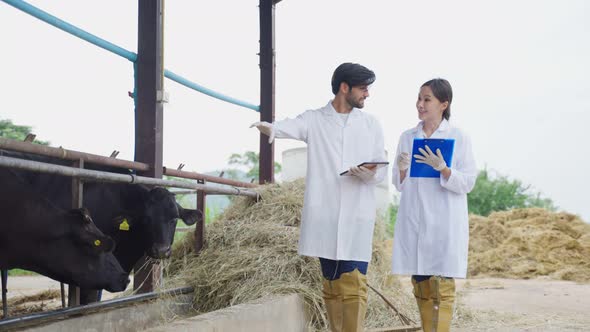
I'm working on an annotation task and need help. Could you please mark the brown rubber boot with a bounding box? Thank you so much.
[412,276,456,332]
[323,279,343,332]
[339,269,368,332]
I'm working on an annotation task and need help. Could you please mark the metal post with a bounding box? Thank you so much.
[259,0,276,184]
[134,0,164,294]
[60,283,66,308]
[67,159,84,307]
[194,182,206,253]
[1,269,8,318]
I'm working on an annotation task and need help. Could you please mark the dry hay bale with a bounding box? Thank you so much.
[468,208,590,282]
[165,179,420,330]
[1,289,60,317]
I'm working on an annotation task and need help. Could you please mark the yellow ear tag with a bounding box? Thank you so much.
[94,239,101,246]
[119,219,130,231]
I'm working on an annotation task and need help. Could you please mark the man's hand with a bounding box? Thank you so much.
[349,166,376,182]
[414,145,447,171]
[397,152,411,171]
[250,121,275,144]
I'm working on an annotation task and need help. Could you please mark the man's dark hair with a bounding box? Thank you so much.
[331,63,376,95]
[422,78,453,120]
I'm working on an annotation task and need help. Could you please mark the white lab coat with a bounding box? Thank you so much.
[391,120,476,278]
[273,101,387,262]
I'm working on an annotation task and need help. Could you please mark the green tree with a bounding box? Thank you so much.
[227,151,281,181]
[467,169,557,216]
[0,118,49,145]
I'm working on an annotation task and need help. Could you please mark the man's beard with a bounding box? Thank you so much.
[346,94,364,109]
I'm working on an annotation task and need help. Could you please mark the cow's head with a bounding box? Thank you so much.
[38,208,130,292]
[138,187,202,259]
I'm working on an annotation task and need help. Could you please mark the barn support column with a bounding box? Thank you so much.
[258,0,276,184]
[134,0,165,293]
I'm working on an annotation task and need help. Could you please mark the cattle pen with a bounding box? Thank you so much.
[0,136,258,319]
[0,0,283,328]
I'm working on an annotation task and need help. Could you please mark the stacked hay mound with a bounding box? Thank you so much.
[468,208,590,282]
[166,179,419,330]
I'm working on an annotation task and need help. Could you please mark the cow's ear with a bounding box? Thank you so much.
[113,216,133,232]
[178,205,202,226]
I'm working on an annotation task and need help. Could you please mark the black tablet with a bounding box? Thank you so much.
[339,161,389,176]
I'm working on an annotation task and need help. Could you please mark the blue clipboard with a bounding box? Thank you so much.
[410,138,455,178]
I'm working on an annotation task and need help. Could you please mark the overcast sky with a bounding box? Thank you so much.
[1,0,589,222]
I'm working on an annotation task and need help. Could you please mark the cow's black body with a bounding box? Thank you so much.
[0,168,129,292]
[0,150,201,303]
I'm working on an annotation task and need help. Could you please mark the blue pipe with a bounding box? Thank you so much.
[2,0,260,112]
[165,70,260,111]
[2,0,137,62]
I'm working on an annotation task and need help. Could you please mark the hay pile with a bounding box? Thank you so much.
[165,179,419,330]
[164,187,588,329]
[1,289,60,317]
[468,208,590,282]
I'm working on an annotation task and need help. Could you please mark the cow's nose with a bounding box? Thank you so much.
[150,245,171,259]
[123,276,130,287]
[109,274,130,292]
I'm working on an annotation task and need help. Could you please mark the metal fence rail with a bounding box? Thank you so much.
[0,156,258,197]
[164,168,256,189]
[0,137,256,189]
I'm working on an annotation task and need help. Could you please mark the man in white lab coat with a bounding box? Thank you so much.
[251,63,386,332]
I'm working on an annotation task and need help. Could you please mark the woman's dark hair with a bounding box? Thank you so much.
[331,63,376,95]
[422,78,453,120]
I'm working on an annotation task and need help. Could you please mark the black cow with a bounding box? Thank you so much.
[0,168,129,292]
[1,150,201,302]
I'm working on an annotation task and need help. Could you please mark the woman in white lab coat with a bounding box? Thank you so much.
[391,78,477,332]
[252,63,387,332]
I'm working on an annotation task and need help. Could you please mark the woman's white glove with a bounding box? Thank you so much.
[249,121,275,144]
[397,152,411,171]
[414,145,447,171]
[349,166,376,182]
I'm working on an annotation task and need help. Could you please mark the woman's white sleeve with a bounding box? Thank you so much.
[440,133,477,194]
